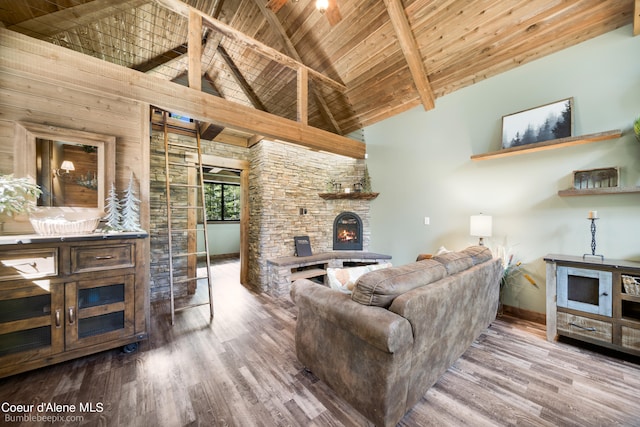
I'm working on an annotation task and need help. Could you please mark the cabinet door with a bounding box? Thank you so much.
[0,281,64,366]
[64,275,135,350]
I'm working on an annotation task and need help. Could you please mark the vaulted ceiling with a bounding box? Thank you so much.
[1,0,637,142]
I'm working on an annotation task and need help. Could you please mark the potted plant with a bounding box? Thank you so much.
[0,175,42,233]
[634,116,640,142]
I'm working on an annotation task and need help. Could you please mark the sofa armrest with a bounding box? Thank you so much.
[291,279,413,353]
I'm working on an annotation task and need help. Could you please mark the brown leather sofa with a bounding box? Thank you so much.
[290,246,502,426]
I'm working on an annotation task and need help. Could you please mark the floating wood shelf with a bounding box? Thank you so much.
[318,192,379,200]
[558,187,640,196]
[470,130,623,161]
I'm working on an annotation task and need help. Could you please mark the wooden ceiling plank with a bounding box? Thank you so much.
[188,9,202,91]
[153,0,347,92]
[383,0,435,110]
[431,2,630,90]
[0,28,365,158]
[9,0,150,38]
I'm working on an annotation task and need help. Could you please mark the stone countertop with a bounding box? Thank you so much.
[267,251,392,266]
[0,231,149,246]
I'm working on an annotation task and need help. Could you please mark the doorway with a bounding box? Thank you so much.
[199,154,249,285]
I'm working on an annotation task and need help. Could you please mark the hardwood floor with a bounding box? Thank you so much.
[1,259,639,426]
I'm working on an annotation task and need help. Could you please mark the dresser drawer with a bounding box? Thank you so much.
[557,312,612,343]
[71,244,135,273]
[0,249,58,281]
[621,326,640,351]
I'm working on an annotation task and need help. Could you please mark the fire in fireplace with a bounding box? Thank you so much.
[333,212,363,250]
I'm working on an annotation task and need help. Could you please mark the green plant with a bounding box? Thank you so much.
[0,175,42,218]
[634,116,640,142]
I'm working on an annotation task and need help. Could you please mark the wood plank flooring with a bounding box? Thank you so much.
[1,259,640,426]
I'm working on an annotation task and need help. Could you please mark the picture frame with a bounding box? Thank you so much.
[501,98,573,149]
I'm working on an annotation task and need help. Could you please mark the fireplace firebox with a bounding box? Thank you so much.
[333,212,363,250]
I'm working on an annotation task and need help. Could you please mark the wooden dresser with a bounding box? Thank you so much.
[0,232,148,378]
[545,254,640,356]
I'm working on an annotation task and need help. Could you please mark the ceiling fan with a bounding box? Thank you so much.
[266,0,342,26]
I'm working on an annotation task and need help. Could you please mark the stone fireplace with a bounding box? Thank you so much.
[333,212,363,250]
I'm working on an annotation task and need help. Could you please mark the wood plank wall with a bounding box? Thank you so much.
[0,59,150,305]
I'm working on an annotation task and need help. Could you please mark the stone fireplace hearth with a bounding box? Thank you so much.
[333,212,363,251]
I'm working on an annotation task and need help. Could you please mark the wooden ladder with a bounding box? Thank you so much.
[161,110,214,325]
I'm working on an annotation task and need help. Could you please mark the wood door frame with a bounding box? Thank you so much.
[197,153,249,285]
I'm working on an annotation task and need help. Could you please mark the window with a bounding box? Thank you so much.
[204,182,240,221]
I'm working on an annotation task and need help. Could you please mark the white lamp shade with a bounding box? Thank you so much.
[470,214,492,237]
[60,160,75,172]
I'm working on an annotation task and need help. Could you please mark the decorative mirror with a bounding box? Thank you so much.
[14,122,115,211]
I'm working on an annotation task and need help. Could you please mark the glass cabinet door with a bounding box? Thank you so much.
[64,275,134,350]
[0,281,64,364]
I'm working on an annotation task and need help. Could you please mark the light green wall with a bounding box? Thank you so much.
[364,25,640,314]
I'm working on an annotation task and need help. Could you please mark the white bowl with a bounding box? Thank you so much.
[29,207,104,236]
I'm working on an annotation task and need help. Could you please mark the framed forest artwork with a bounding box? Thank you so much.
[501,98,573,149]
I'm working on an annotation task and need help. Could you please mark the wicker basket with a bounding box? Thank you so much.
[622,275,640,296]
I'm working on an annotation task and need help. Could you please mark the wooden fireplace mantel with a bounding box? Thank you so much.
[318,192,379,200]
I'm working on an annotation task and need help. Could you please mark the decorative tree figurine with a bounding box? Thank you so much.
[121,173,142,231]
[361,165,372,193]
[104,182,122,232]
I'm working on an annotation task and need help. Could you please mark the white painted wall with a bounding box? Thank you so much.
[364,25,640,314]
[197,223,240,255]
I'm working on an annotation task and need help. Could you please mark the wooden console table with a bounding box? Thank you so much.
[267,251,392,297]
[545,254,640,356]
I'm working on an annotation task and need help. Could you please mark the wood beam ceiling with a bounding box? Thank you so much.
[253,0,342,134]
[0,28,366,158]
[153,0,347,92]
[383,0,435,110]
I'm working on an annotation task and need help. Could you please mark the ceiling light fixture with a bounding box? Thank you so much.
[316,0,328,13]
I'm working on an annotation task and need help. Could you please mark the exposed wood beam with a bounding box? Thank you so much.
[8,0,149,38]
[635,0,640,36]
[133,44,188,73]
[297,67,308,125]
[253,0,343,134]
[217,45,268,112]
[188,10,202,91]
[248,135,265,147]
[153,0,347,92]
[0,29,366,159]
[383,0,435,110]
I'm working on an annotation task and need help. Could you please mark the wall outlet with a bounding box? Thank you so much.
[424,216,430,225]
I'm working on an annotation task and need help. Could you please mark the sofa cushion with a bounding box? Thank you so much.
[460,245,493,265]
[432,251,473,275]
[351,259,447,307]
[326,263,392,294]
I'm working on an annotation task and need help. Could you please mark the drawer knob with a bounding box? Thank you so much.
[55,309,61,328]
[569,322,596,332]
[94,255,114,260]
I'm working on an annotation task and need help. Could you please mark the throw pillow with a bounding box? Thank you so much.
[326,263,392,294]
